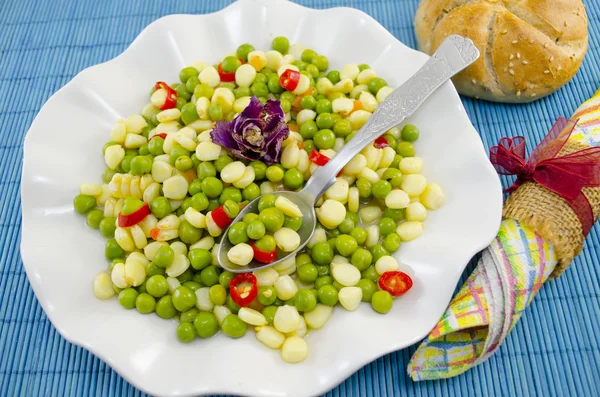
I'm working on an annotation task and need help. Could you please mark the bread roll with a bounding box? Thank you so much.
[414,0,588,103]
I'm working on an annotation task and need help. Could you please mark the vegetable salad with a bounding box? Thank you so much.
[77,36,445,364]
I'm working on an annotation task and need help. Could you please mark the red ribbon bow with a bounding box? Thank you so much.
[490,117,600,236]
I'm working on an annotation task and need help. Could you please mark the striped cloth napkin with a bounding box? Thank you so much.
[407,89,600,380]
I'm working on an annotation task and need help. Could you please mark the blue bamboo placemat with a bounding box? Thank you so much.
[1,0,599,395]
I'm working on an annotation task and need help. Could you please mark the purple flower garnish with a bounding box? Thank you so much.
[210,96,290,164]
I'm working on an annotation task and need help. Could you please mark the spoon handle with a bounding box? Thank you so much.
[300,34,480,203]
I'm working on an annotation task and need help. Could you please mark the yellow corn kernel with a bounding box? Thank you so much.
[260,181,275,195]
[248,50,267,71]
[281,336,308,364]
[253,267,279,286]
[213,305,231,325]
[296,149,310,174]
[399,157,423,174]
[142,182,160,203]
[256,325,285,349]
[138,214,158,237]
[191,61,206,73]
[166,253,190,277]
[288,43,305,59]
[274,228,301,252]
[185,207,206,229]
[375,255,399,275]
[162,175,189,200]
[332,263,361,286]
[402,174,427,197]
[93,271,115,300]
[332,97,354,115]
[274,305,300,333]
[277,64,299,77]
[157,214,180,230]
[211,87,235,114]
[187,119,213,132]
[340,64,360,81]
[365,225,380,248]
[156,108,181,123]
[325,178,349,203]
[406,202,428,221]
[199,66,220,87]
[190,235,215,251]
[165,277,180,295]
[333,78,353,94]
[265,50,283,70]
[385,189,410,209]
[111,262,129,289]
[316,199,346,229]
[196,129,212,143]
[338,287,362,311]
[221,161,246,183]
[377,86,394,103]
[343,154,367,175]
[103,197,116,218]
[238,307,267,326]
[232,166,255,189]
[233,96,252,113]
[139,174,154,191]
[296,109,317,125]
[348,187,359,213]
[196,97,211,120]
[124,259,146,287]
[292,74,311,95]
[273,255,296,274]
[360,167,380,184]
[113,198,124,216]
[286,315,307,338]
[115,227,135,252]
[397,221,424,241]
[420,183,445,210]
[275,196,302,217]
[128,176,141,199]
[154,228,179,242]
[357,68,377,84]
[274,275,298,300]
[173,133,197,152]
[104,145,125,170]
[359,206,382,223]
[196,141,221,161]
[316,77,334,95]
[169,242,187,257]
[143,241,168,261]
[124,133,146,149]
[96,184,112,205]
[350,83,369,99]
[379,147,396,169]
[307,227,327,248]
[227,243,253,266]
[195,287,214,312]
[110,120,127,143]
[79,183,102,197]
[235,64,257,87]
[151,89,168,109]
[333,137,345,152]
[304,304,333,329]
[349,110,372,129]
[359,91,378,112]
[130,224,147,249]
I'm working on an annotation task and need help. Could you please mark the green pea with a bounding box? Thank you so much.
[179,220,202,244]
[209,103,223,121]
[180,102,198,125]
[295,289,317,312]
[221,56,242,73]
[120,197,142,215]
[212,156,231,174]
[372,290,393,314]
[314,99,331,114]
[257,286,277,305]
[382,168,403,187]
[311,55,329,71]
[262,306,278,325]
[368,78,388,95]
[234,86,251,99]
[169,146,189,165]
[295,253,312,267]
[179,66,199,84]
[298,263,319,283]
[313,129,335,150]
[175,155,193,172]
[177,268,195,283]
[102,168,116,184]
[315,113,334,130]
[102,141,120,155]
[138,143,150,156]
[146,275,169,298]
[282,216,301,232]
[303,140,315,154]
[225,295,240,314]
[383,207,405,222]
[246,220,266,240]
[194,83,214,99]
[155,295,177,319]
[283,168,304,190]
[221,314,247,338]
[306,64,320,78]
[190,192,209,212]
[147,136,164,156]
[73,194,96,214]
[154,245,174,268]
[401,124,420,142]
[337,218,354,235]
[219,271,235,288]
[259,207,285,233]
[176,322,196,343]
[272,298,284,307]
[243,213,259,224]
[271,36,289,53]
[370,244,389,263]
[236,43,255,61]
[180,308,199,323]
[208,199,220,212]
[173,83,190,101]
[193,312,219,338]
[280,91,295,103]
[99,217,117,238]
[266,165,284,182]
[219,186,243,204]
[185,75,200,93]
[328,91,345,101]
[390,154,403,169]
[300,120,318,139]
[397,141,415,157]
[222,199,240,219]
[172,286,196,312]
[86,209,103,229]
[228,222,249,245]
[372,180,392,200]
[356,177,372,198]
[105,238,125,260]
[136,281,147,294]
[146,262,165,277]
[299,49,315,63]
[182,281,201,291]
[176,97,187,110]
[361,265,380,283]
[200,265,220,287]
[254,235,276,252]
[383,134,397,149]
[333,119,353,137]
[118,288,138,310]
[332,280,344,291]
[209,284,227,305]
[335,234,358,257]
[317,285,338,306]
[135,293,156,314]
[317,265,330,276]
[242,183,261,201]
[267,74,284,94]
[251,82,269,98]
[378,217,396,236]
[311,241,334,266]
[253,73,267,85]
[243,161,265,181]
[189,248,212,271]
[383,233,401,253]
[351,248,373,271]
[315,276,333,289]
[275,97,289,112]
[356,278,377,303]
[201,177,224,198]
[327,229,340,239]
[293,61,308,72]
[326,71,340,84]
[344,211,358,225]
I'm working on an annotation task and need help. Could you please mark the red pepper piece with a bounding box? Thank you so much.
[374,136,389,149]
[279,69,301,92]
[250,241,277,264]
[309,149,330,166]
[153,81,177,110]
[149,132,167,142]
[211,206,232,229]
[217,63,236,82]
[118,203,150,227]
[378,271,413,297]
[230,273,258,307]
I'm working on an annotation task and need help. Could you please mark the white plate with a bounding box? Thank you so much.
[20,0,503,396]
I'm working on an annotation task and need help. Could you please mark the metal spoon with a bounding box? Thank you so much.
[218,35,480,273]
